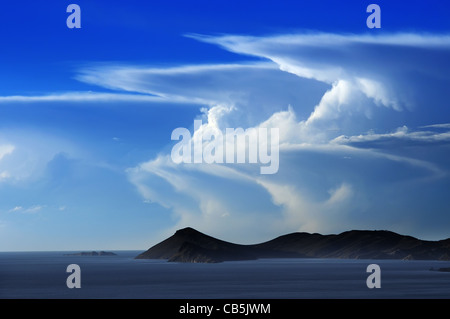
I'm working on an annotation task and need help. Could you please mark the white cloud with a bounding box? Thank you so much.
[305,79,356,124]
[0,92,171,104]
[24,205,45,214]
[8,205,45,214]
[0,144,15,182]
[193,32,450,113]
[256,179,356,235]
[127,102,373,240]
[8,206,23,213]
[0,130,81,184]
[421,123,450,129]
[121,31,450,241]
[326,183,353,206]
[2,30,449,240]
[356,77,401,111]
[0,144,14,160]
[332,124,450,145]
[0,171,10,181]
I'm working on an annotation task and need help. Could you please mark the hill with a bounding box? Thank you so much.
[135,227,450,263]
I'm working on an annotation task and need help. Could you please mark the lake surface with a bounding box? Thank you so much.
[1,251,450,299]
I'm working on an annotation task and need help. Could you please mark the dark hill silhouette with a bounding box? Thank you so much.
[135,227,450,263]
[135,227,301,262]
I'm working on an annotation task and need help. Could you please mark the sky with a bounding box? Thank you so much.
[1,0,450,251]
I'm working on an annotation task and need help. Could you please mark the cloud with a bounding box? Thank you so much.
[0,144,14,161]
[2,32,450,130]
[326,183,353,206]
[192,32,450,118]
[0,92,169,104]
[127,153,280,242]
[3,31,450,240]
[0,144,15,182]
[0,130,81,185]
[120,31,450,241]
[75,61,330,130]
[66,31,450,148]
[8,206,23,213]
[9,205,45,214]
[332,124,450,146]
[421,123,450,129]
[24,205,45,214]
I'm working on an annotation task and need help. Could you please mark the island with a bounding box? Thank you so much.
[135,227,450,263]
[64,251,117,256]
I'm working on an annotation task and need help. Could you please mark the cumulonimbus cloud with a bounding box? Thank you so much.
[121,32,450,241]
[4,31,450,241]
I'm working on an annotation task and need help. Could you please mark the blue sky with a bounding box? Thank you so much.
[1,1,450,251]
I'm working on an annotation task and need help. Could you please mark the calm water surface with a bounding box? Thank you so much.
[1,251,450,299]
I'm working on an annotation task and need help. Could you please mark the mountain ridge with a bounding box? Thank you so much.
[135,227,450,263]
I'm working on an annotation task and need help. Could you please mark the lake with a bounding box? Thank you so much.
[1,251,450,299]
